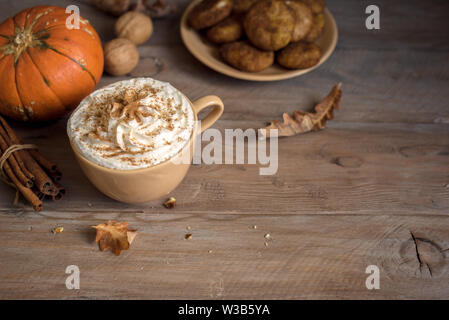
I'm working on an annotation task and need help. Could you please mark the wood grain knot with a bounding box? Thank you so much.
[331,156,363,168]
[398,232,448,278]
[130,57,163,77]
[399,145,449,158]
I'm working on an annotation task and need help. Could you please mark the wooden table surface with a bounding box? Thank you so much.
[0,0,448,300]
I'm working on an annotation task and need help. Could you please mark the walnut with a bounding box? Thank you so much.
[90,0,131,16]
[104,38,140,76]
[115,11,153,45]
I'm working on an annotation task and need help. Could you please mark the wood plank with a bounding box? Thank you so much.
[128,45,449,124]
[0,213,448,299]
[1,121,448,216]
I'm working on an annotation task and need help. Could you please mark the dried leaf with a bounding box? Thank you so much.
[92,221,137,256]
[127,230,138,244]
[261,83,342,138]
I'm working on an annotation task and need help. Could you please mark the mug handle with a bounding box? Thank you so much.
[192,96,224,133]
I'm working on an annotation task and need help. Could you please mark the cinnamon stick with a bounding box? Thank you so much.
[52,183,66,202]
[34,190,46,201]
[49,169,62,182]
[55,183,66,195]
[0,115,65,211]
[0,116,57,195]
[29,149,62,182]
[3,137,34,181]
[28,149,58,173]
[35,184,65,201]
[3,161,42,212]
[0,134,33,188]
[15,154,34,181]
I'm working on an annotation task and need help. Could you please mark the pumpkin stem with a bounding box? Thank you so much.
[0,9,55,64]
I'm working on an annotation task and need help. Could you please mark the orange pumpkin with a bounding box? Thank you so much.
[0,6,104,122]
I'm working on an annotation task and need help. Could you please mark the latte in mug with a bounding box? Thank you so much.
[68,78,195,170]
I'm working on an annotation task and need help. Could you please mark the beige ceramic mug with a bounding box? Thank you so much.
[68,92,224,203]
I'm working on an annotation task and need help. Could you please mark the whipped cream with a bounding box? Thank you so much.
[68,78,195,170]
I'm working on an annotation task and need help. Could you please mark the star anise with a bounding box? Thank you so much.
[109,89,145,124]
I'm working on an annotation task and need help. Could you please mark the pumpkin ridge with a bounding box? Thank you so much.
[10,8,59,121]
[13,58,29,120]
[34,28,51,37]
[23,9,32,26]
[34,22,84,38]
[24,50,65,110]
[35,24,68,36]
[46,44,97,86]
[26,7,56,30]
[0,55,24,119]
[39,20,100,42]
[12,15,25,30]
[17,7,34,28]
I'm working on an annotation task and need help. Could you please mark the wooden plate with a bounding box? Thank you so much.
[180,0,338,81]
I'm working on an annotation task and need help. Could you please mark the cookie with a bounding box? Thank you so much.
[232,0,260,13]
[276,41,322,69]
[220,41,274,72]
[188,0,233,30]
[305,13,325,41]
[206,16,243,44]
[299,0,325,14]
[285,0,313,42]
[244,0,295,51]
